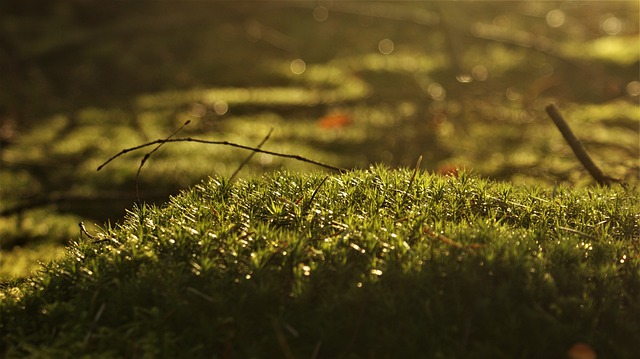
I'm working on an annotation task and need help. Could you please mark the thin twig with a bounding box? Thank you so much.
[98,137,347,173]
[471,23,578,67]
[309,176,329,205]
[228,128,273,183]
[403,155,423,203]
[302,175,329,214]
[423,226,484,251]
[135,120,191,202]
[545,104,617,186]
[271,318,296,359]
[186,286,216,302]
[79,222,96,240]
[83,302,106,346]
[556,226,597,240]
[310,341,322,359]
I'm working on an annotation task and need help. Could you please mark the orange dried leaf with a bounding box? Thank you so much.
[567,342,597,359]
[317,113,351,129]
[436,164,460,177]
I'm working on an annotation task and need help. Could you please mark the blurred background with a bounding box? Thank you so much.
[1,1,638,277]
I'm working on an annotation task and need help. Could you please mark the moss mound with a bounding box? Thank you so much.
[1,167,639,358]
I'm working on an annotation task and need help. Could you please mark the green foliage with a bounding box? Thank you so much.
[2,167,638,358]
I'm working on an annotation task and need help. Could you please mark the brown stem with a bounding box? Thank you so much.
[135,120,191,203]
[97,137,346,173]
[545,104,615,186]
[228,128,273,183]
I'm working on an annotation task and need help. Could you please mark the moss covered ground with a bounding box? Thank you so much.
[1,167,638,357]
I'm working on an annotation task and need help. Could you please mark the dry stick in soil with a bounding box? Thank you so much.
[98,137,346,174]
[545,104,618,186]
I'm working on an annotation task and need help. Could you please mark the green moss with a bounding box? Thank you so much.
[1,167,638,358]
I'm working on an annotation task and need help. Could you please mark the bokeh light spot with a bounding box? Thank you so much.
[432,112,447,126]
[538,63,554,77]
[506,87,521,101]
[378,38,395,55]
[313,6,329,22]
[213,101,228,115]
[428,83,446,100]
[189,103,207,118]
[626,81,640,96]
[290,59,306,75]
[456,73,473,83]
[472,65,488,81]
[546,9,565,28]
[601,14,622,35]
[245,21,262,42]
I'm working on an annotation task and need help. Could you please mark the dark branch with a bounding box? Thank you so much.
[97,137,347,173]
[135,120,191,202]
[545,104,617,186]
[229,128,273,182]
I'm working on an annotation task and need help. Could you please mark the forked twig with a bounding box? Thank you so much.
[98,137,346,173]
[545,104,618,186]
[79,222,96,240]
[135,120,191,202]
[228,128,274,182]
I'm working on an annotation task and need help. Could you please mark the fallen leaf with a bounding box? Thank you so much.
[567,342,597,359]
[436,164,460,177]
[317,113,351,129]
